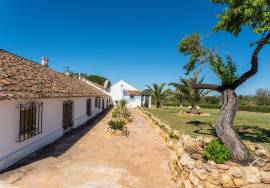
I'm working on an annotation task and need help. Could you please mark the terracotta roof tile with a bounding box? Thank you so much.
[0,49,108,100]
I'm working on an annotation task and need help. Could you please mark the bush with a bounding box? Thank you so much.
[203,139,230,164]
[108,119,126,130]
[112,107,132,122]
[119,99,127,109]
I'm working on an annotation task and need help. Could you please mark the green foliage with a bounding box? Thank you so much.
[212,0,270,35]
[69,72,111,88]
[84,75,111,88]
[169,72,210,109]
[108,119,126,130]
[203,139,230,164]
[178,34,238,85]
[209,55,238,85]
[145,83,169,108]
[119,99,127,109]
[112,107,132,122]
[199,104,270,113]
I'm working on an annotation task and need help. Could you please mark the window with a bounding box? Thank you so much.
[130,95,135,99]
[87,98,92,116]
[98,98,101,109]
[19,102,43,142]
[95,97,98,108]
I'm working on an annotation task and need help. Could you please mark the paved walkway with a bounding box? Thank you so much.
[0,109,176,188]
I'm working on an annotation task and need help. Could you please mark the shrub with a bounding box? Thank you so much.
[119,99,127,109]
[203,139,230,164]
[108,119,126,130]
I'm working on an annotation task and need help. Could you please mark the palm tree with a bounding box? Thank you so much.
[170,73,209,114]
[144,83,168,108]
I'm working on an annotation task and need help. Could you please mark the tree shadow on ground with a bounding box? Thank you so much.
[187,120,270,147]
[236,125,270,144]
[1,108,111,174]
[187,121,216,136]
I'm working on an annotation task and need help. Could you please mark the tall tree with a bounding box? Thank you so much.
[145,83,168,108]
[178,0,270,163]
[170,72,209,114]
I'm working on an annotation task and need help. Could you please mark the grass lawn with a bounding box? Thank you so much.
[144,107,270,152]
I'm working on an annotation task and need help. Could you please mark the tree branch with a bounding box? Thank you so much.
[233,32,270,89]
[192,81,223,92]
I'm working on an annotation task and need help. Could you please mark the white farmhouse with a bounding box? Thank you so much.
[0,49,111,171]
[109,80,151,108]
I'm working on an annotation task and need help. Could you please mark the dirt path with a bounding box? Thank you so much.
[0,109,176,188]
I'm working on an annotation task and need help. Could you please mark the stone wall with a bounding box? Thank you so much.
[139,108,270,188]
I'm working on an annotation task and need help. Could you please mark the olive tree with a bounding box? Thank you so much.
[178,0,270,163]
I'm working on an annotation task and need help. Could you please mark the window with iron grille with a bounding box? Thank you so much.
[19,102,43,142]
[87,98,92,116]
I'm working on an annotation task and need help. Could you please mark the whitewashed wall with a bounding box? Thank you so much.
[124,96,142,108]
[0,96,108,171]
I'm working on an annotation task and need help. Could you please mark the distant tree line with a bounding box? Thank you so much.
[69,71,111,88]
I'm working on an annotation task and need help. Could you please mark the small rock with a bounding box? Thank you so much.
[221,174,234,188]
[180,153,195,169]
[217,164,229,170]
[189,172,200,186]
[233,177,245,187]
[263,163,270,171]
[205,164,213,173]
[241,166,261,184]
[194,168,208,181]
[195,160,204,169]
[208,160,216,166]
[204,181,221,188]
[260,171,270,184]
[230,167,242,178]
[183,179,193,188]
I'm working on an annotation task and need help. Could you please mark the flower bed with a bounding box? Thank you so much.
[139,107,270,188]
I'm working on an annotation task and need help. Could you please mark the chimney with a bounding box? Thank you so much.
[41,56,49,67]
[104,80,109,89]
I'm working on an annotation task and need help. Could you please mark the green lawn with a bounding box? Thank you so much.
[144,107,270,152]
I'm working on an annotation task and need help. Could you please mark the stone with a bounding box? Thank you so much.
[264,163,270,171]
[189,172,200,186]
[176,145,184,156]
[194,168,208,181]
[180,153,195,169]
[233,177,245,187]
[241,166,261,184]
[208,160,216,166]
[195,160,204,169]
[205,164,213,173]
[230,167,242,178]
[115,130,122,136]
[217,164,229,170]
[221,173,234,188]
[183,179,193,188]
[204,181,221,188]
[260,171,270,184]
[167,140,176,150]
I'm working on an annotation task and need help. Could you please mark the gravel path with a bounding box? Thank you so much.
[0,109,176,188]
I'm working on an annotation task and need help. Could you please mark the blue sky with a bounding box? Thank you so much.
[1,0,269,95]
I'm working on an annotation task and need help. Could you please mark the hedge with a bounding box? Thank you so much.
[164,103,270,113]
[199,104,270,113]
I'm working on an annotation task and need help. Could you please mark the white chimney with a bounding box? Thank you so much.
[41,56,49,67]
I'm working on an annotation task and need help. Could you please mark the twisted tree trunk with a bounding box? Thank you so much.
[216,89,250,164]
